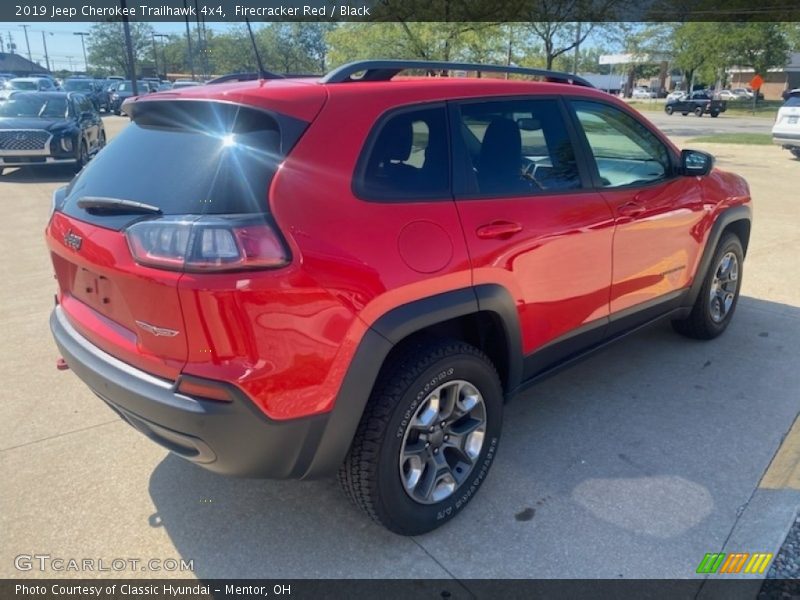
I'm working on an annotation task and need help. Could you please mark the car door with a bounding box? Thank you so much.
[567,99,706,323]
[450,97,615,375]
[76,95,99,151]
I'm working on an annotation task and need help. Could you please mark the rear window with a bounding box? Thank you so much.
[61,101,307,229]
[784,96,800,107]
[64,80,93,92]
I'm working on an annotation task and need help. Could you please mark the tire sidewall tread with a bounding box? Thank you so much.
[339,340,503,535]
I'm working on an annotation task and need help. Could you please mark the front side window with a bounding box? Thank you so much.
[571,100,672,188]
[455,98,581,197]
[358,105,449,200]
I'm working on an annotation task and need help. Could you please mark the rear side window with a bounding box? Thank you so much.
[356,105,449,201]
[62,101,307,229]
[454,98,582,197]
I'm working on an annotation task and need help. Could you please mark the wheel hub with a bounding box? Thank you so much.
[399,379,487,505]
[708,251,739,323]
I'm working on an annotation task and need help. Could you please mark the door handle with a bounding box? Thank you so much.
[476,221,523,240]
[618,202,646,217]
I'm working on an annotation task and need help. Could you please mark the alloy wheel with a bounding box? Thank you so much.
[399,379,487,504]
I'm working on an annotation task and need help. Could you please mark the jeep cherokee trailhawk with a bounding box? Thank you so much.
[47,60,752,535]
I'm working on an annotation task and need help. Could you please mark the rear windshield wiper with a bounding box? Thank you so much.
[77,196,162,215]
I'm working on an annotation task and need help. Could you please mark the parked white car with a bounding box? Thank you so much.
[632,87,657,99]
[666,90,686,101]
[772,90,800,159]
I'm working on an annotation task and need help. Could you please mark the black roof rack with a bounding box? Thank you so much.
[207,71,283,84]
[320,60,594,88]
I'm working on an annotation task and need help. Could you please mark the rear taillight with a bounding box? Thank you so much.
[125,215,290,272]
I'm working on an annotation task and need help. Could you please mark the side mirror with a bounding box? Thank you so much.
[681,149,714,176]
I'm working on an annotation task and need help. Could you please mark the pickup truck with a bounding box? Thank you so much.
[665,91,727,117]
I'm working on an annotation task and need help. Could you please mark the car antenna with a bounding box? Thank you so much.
[245,18,268,81]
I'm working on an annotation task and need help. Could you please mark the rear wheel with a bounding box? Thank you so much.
[790,148,800,159]
[338,339,503,535]
[682,112,689,116]
[74,141,88,173]
[665,105,674,115]
[672,233,743,340]
[694,107,704,117]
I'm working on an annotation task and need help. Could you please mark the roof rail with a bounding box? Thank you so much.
[320,60,594,88]
[207,71,283,84]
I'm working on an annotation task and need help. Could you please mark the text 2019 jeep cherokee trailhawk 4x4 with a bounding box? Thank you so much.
[47,60,752,535]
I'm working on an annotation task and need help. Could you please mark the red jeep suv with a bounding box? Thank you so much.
[47,60,752,535]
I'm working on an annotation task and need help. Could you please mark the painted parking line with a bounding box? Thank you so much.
[760,415,800,490]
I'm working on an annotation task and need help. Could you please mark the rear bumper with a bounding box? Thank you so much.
[772,133,800,148]
[0,156,76,166]
[50,306,331,479]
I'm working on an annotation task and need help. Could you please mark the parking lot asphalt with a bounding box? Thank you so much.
[0,115,798,588]
[645,110,775,138]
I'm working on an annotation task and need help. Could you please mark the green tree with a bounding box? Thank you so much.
[87,22,154,77]
[726,23,790,80]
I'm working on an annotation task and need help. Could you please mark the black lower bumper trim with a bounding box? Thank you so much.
[50,306,330,479]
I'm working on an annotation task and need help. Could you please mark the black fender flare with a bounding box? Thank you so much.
[684,204,752,308]
[301,284,522,479]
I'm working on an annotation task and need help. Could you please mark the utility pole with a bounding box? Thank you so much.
[41,31,52,72]
[573,22,582,75]
[194,0,206,79]
[151,33,160,77]
[154,34,169,79]
[74,32,89,74]
[120,0,138,95]
[20,25,33,62]
[182,0,195,80]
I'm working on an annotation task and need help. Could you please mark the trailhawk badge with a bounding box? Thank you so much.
[135,320,179,337]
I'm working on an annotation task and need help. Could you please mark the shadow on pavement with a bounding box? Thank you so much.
[148,295,800,579]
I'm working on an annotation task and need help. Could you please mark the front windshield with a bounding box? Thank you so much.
[116,81,146,92]
[10,80,37,90]
[64,80,93,92]
[0,95,67,119]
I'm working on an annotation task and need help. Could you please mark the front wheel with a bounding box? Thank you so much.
[672,233,744,340]
[790,147,800,159]
[694,107,704,117]
[665,105,674,115]
[710,111,720,118]
[338,339,503,535]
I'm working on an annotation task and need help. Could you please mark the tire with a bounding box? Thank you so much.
[74,141,88,173]
[682,112,688,116]
[98,130,106,150]
[790,147,800,159]
[694,107,704,117]
[665,105,674,115]
[338,339,503,535]
[672,233,744,340]
[113,109,120,116]
[710,111,719,118]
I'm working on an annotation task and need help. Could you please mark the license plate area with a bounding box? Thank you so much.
[73,266,115,310]
[788,116,798,125]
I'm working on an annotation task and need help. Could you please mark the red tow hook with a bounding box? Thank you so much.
[56,358,70,371]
